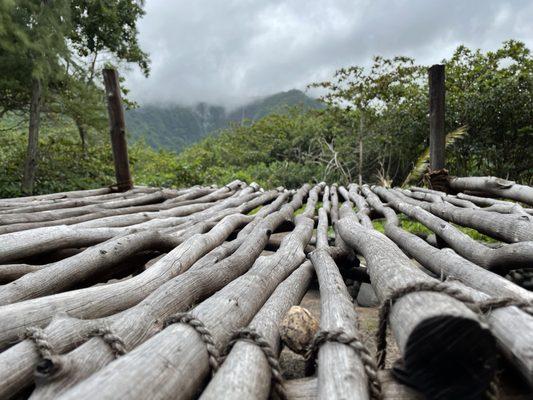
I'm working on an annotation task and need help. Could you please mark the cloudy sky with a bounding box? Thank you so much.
[124,0,533,108]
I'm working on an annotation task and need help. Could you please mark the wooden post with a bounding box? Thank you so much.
[428,64,445,170]
[103,68,133,191]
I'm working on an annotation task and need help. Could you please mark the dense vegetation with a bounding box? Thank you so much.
[175,40,533,188]
[125,89,322,151]
[0,0,531,201]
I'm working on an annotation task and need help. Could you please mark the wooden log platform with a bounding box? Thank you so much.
[0,176,532,400]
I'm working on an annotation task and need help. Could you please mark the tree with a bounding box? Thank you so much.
[64,0,149,153]
[309,56,424,184]
[0,0,150,193]
[0,0,71,194]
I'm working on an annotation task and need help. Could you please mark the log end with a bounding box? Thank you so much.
[397,315,497,400]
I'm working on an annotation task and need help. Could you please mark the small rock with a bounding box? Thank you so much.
[280,306,319,355]
[356,282,379,307]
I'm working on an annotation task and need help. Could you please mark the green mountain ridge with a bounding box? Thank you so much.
[125,89,323,152]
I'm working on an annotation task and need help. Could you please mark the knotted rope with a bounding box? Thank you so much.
[87,327,127,358]
[306,330,382,400]
[225,327,286,400]
[164,312,221,375]
[25,327,53,361]
[24,327,62,376]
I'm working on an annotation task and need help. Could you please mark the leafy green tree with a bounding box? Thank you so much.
[445,40,533,181]
[0,0,71,194]
[0,0,149,193]
[64,0,149,153]
[309,56,424,184]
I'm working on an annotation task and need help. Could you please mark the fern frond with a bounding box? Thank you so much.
[402,126,468,187]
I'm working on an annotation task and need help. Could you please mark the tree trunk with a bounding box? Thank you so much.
[75,119,88,157]
[21,78,43,195]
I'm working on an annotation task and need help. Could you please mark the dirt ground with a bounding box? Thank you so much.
[279,285,400,380]
[279,285,532,400]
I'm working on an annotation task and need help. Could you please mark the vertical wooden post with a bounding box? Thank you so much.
[428,64,445,170]
[103,68,133,191]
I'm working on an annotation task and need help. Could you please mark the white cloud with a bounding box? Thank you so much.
[124,0,533,107]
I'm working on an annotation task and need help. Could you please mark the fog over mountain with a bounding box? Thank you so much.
[124,0,533,108]
[126,89,323,151]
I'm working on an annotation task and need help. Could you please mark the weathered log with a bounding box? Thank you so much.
[343,184,373,228]
[389,188,533,242]
[0,183,243,234]
[0,187,310,399]
[0,189,267,263]
[191,187,307,271]
[447,280,533,386]
[285,377,317,400]
[283,371,424,400]
[373,186,533,273]
[448,176,533,206]
[308,207,373,400]
[0,190,147,215]
[0,230,186,305]
[337,204,497,400]
[362,185,533,302]
[0,190,177,225]
[362,186,533,384]
[51,205,314,400]
[0,187,113,205]
[0,213,256,349]
[456,191,533,213]
[409,186,480,209]
[199,262,314,400]
[0,216,257,399]
[409,187,533,220]
[329,185,354,258]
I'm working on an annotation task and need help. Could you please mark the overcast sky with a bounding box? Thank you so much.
[124,0,533,108]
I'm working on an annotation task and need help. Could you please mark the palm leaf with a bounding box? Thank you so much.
[402,126,468,187]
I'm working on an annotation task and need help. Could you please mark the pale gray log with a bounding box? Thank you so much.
[337,204,496,399]
[362,186,533,385]
[0,190,177,225]
[388,188,533,242]
[373,187,533,272]
[285,377,317,400]
[53,211,314,400]
[1,187,309,399]
[449,176,533,206]
[0,213,254,349]
[199,261,314,400]
[310,207,370,400]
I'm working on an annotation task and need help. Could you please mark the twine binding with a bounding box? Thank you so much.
[306,329,382,400]
[225,327,287,400]
[164,312,221,375]
[87,327,127,358]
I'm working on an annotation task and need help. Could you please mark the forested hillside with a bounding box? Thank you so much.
[125,89,322,151]
[1,0,531,200]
